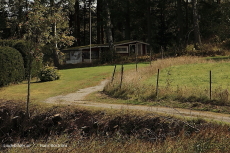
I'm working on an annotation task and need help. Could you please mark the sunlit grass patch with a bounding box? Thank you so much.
[104,56,230,110]
[0,63,148,103]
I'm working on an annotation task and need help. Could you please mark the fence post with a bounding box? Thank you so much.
[210,70,212,100]
[111,65,116,83]
[136,55,138,72]
[156,69,160,98]
[120,64,124,89]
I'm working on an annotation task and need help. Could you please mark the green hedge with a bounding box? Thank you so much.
[0,39,42,78]
[0,39,17,47]
[13,40,42,78]
[0,47,25,87]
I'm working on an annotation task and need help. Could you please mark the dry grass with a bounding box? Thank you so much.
[1,100,230,153]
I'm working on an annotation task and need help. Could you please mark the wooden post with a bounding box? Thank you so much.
[210,70,212,100]
[136,55,138,72]
[111,65,116,83]
[156,69,160,98]
[120,64,124,89]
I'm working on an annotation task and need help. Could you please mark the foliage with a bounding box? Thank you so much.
[39,66,60,82]
[22,1,75,67]
[0,39,42,78]
[0,47,25,87]
[1,0,230,55]
[100,49,114,64]
[0,39,17,47]
[13,40,42,78]
[185,44,227,56]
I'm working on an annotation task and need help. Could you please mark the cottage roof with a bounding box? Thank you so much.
[62,40,149,52]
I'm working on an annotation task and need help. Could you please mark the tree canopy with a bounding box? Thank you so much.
[1,0,230,56]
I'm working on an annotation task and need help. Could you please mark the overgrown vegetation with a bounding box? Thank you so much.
[0,100,229,153]
[0,47,25,87]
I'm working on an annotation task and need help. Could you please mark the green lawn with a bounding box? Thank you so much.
[0,63,148,103]
[145,62,230,89]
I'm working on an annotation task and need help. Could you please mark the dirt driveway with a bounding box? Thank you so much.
[44,80,230,123]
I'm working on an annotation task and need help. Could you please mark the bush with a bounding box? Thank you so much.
[0,39,17,47]
[0,47,25,87]
[39,66,60,82]
[13,40,42,78]
[0,39,42,78]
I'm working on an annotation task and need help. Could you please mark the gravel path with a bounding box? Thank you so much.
[44,80,230,123]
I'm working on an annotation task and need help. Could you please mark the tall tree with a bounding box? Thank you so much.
[74,0,81,45]
[97,0,103,44]
[125,0,131,40]
[192,0,201,49]
[105,1,113,50]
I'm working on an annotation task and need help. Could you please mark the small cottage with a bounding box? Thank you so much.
[62,40,149,64]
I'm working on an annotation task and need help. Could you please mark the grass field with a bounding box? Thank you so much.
[104,56,230,113]
[1,57,230,153]
[0,63,148,103]
[145,62,230,89]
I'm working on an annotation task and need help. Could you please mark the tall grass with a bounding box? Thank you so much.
[2,100,230,153]
[104,56,230,106]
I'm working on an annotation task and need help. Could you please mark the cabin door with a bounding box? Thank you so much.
[129,44,136,55]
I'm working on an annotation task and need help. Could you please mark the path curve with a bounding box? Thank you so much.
[44,80,230,123]
[44,79,109,103]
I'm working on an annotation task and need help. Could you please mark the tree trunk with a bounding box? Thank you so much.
[159,0,166,51]
[26,53,32,118]
[97,0,102,44]
[53,48,60,67]
[147,0,151,54]
[185,0,189,47]
[83,1,86,45]
[125,0,131,40]
[104,1,114,62]
[74,0,81,46]
[50,0,60,67]
[177,0,184,53]
[192,0,201,49]
[89,0,92,43]
[105,1,113,50]
[101,24,104,44]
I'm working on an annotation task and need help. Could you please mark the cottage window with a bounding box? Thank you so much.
[115,46,128,53]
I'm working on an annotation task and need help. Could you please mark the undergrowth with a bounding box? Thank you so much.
[0,99,230,153]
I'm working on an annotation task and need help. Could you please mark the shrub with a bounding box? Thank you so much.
[13,40,42,78]
[39,66,60,82]
[0,39,42,78]
[0,47,25,87]
[0,39,17,47]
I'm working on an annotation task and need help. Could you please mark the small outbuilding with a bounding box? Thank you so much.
[62,40,149,64]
